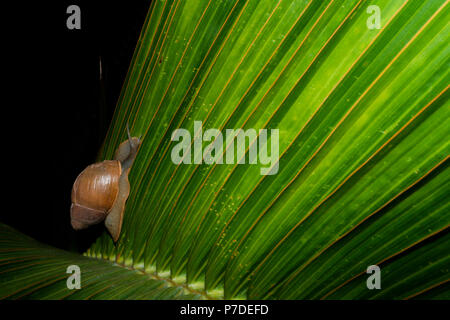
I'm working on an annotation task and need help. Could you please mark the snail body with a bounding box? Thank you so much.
[71,127,140,242]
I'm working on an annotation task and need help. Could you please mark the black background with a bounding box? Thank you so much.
[3,1,150,253]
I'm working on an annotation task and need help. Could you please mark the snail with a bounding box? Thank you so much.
[70,124,141,242]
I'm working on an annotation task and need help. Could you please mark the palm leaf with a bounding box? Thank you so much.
[0,224,202,299]
[1,0,449,299]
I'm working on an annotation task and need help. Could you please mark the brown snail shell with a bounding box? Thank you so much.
[70,127,140,242]
[71,160,121,230]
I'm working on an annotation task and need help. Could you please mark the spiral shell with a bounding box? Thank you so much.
[70,160,121,230]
